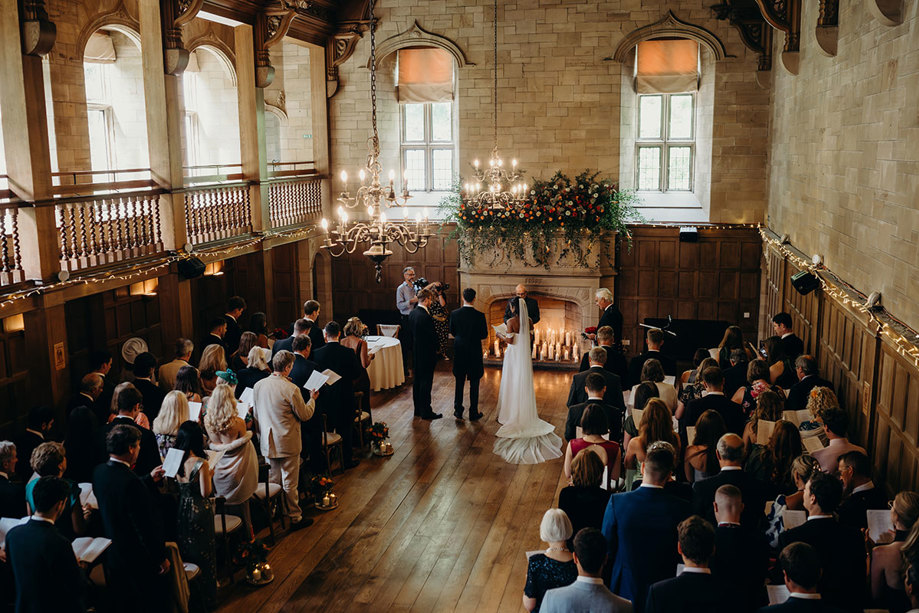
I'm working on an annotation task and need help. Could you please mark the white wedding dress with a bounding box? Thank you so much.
[493,299,563,464]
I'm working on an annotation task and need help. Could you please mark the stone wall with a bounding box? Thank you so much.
[767,0,919,330]
[267,40,315,163]
[328,1,770,222]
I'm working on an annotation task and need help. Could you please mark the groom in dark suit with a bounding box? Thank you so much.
[504,284,540,326]
[449,288,488,421]
[410,289,441,420]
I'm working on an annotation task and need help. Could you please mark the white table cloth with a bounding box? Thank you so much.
[365,335,405,392]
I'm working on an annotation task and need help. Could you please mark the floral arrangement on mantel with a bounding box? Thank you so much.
[442,170,642,269]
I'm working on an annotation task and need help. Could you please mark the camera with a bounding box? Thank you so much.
[412,277,428,291]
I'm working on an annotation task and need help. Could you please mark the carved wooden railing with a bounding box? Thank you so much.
[51,168,155,195]
[267,176,323,229]
[53,190,165,273]
[182,182,252,246]
[0,192,24,287]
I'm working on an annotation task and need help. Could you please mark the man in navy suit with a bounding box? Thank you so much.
[645,515,732,613]
[568,347,626,412]
[785,355,834,412]
[223,295,246,355]
[409,289,440,420]
[602,442,691,613]
[580,326,630,386]
[289,334,324,474]
[692,433,768,529]
[449,288,488,421]
[758,542,845,612]
[272,318,311,358]
[682,367,745,436]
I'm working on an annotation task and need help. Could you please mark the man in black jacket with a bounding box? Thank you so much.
[312,322,364,468]
[591,288,623,346]
[14,406,54,482]
[101,385,161,476]
[565,372,623,442]
[0,441,25,519]
[762,542,846,612]
[6,476,86,613]
[773,312,805,360]
[836,450,888,531]
[93,425,169,613]
[579,326,629,387]
[692,433,768,529]
[785,355,834,412]
[289,334,325,473]
[223,295,246,355]
[682,367,746,436]
[503,284,540,326]
[130,352,166,423]
[711,484,769,612]
[302,300,325,352]
[449,288,488,421]
[628,327,677,382]
[273,318,311,358]
[409,289,441,420]
[568,347,626,412]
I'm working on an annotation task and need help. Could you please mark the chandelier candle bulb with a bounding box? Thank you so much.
[340,170,347,183]
[359,169,365,183]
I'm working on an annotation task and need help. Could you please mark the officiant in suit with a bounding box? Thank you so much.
[449,288,488,421]
[504,284,540,326]
[410,289,441,420]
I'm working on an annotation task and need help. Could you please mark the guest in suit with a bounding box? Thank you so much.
[199,316,228,358]
[682,367,746,436]
[0,441,25,518]
[778,471,866,612]
[692,433,768,529]
[223,295,246,355]
[602,443,691,613]
[409,289,441,420]
[288,335,324,474]
[63,407,100,484]
[102,384,161,476]
[565,371,623,442]
[6,476,86,613]
[645,515,732,613]
[559,449,613,544]
[272,318,311,359]
[312,322,364,466]
[773,312,805,360]
[14,406,54,482]
[580,326,630,386]
[131,352,166,423]
[93,425,169,613]
[785,355,834,412]
[711,484,769,612]
[541,528,633,613]
[253,350,317,528]
[302,300,325,352]
[760,542,846,612]
[89,349,116,423]
[590,288,623,346]
[836,450,888,531]
[158,339,193,391]
[628,327,677,383]
[522,508,577,612]
[236,346,271,397]
[67,373,103,418]
[568,347,626,412]
[449,288,488,420]
[504,284,541,326]
[812,407,866,474]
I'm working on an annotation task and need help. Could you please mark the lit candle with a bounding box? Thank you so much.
[532,343,538,359]
[484,350,489,360]
[539,348,545,361]
[329,493,337,504]
[548,344,554,361]
[565,331,571,346]
[573,342,580,361]
[340,170,348,183]
[322,494,330,507]
[563,348,570,361]
[321,218,329,232]
[474,159,479,168]
[512,159,517,168]
[494,339,500,355]
[359,169,366,183]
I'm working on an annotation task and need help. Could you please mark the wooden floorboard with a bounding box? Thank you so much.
[216,365,572,613]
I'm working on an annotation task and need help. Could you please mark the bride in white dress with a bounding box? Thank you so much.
[493,297,563,464]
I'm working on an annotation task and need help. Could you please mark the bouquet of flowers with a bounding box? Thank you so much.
[309,475,334,499]
[271,327,288,340]
[584,326,597,335]
[236,539,273,585]
[369,422,389,442]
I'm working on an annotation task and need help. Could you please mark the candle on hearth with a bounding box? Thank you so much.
[556,342,561,358]
[548,344,555,361]
[484,350,489,360]
[494,339,500,356]
[565,331,571,346]
[563,348,570,361]
[532,342,538,359]
[534,328,539,345]
[539,347,545,361]
[573,342,580,361]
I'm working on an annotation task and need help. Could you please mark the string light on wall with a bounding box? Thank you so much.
[320,0,433,283]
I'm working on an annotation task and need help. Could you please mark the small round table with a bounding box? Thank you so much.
[365,335,405,392]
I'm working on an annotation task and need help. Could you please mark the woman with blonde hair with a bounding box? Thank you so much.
[764,454,822,548]
[198,344,226,395]
[341,316,373,419]
[152,390,190,459]
[522,508,577,612]
[639,359,677,413]
[205,384,258,539]
[742,389,785,450]
[110,381,150,429]
[624,398,680,491]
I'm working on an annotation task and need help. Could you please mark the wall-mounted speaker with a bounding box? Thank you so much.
[791,270,820,295]
[679,226,699,242]
[178,257,206,280]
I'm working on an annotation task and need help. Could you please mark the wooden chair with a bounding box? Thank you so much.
[377,324,400,338]
[321,413,343,475]
[352,391,371,449]
[251,462,285,545]
[214,496,243,584]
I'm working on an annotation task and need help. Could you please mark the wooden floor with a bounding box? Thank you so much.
[216,364,572,613]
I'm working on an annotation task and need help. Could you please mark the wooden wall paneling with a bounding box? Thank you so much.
[232,252,270,323]
[761,244,785,340]
[782,260,820,355]
[270,242,300,327]
[0,320,29,438]
[874,341,919,495]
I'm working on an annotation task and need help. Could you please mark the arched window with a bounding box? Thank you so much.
[182,46,240,171]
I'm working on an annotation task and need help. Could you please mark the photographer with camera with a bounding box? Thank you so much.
[423,281,451,360]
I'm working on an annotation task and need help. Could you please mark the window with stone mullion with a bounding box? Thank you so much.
[636,93,694,192]
[400,101,455,193]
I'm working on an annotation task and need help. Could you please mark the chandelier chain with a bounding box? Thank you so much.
[369,0,379,155]
[492,0,497,149]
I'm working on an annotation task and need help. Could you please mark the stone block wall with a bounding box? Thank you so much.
[767,0,919,330]
[267,40,315,163]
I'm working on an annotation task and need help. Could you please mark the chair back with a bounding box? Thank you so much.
[378,324,400,338]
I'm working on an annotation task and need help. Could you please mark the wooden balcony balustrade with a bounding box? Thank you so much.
[268,176,323,229]
[182,182,253,247]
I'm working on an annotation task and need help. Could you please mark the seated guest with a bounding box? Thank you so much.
[836,450,888,530]
[692,433,767,529]
[564,406,620,485]
[678,354,718,414]
[622,381,659,455]
[6,476,86,613]
[93,425,169,613]
[813,407,865,474]
[158,338,193,390]
[174,365,204,403]
[131,352,166,423]
[236,345,272,397]
[683,367,745,435]
[645,515,732,613]
[0,441,25,518]
[205,385,258,540]
[103,384,161,476]
[772,312,805,360]
[870,491,919,613]
[624,399,680,492]
[580,326,629,387]
[742,389,784,452]
[341,317,374,419]
[765,455,823,549]
[732,359,786,417]
[628,327,677,384]
[230,331,258,373]
[761,542,845,612]
[272,317,311,358]
[765,336,798,390]
[63,407,99,484]
[25,442,88,539]
[904,561,919,613]
[602,443,691,613]
[779,471,866,612]
[152,391,190,459]
[717,325,756,369]
[14,406,54,482]
[541,527,632,613]
[711,484,769,612]
[568,347,626,411]
[724,348,750,399]
[198,344,227,396]
[745,420,803,498]
[785,355,834,412]
[67,373,103,416]
[559,450,613,543]
[522,509,577,612]
[565,372,623,442]
[639,359,678,413]
[199,316,228,358]
[683,410,727,483]
[223,295,246,355]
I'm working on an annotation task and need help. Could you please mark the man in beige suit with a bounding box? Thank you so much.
[158,338,193,390]
[253,350,318,528]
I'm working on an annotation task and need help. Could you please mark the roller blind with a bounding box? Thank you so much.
[635,39,699,94]
[84,31,116,64]
[396,47,454,104]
